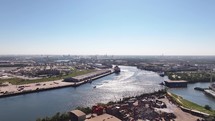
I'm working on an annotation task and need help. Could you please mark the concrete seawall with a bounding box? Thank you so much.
[204,89,215,99]
[0,70,114,98]
[72,71,114,87]
[180,106,210,117]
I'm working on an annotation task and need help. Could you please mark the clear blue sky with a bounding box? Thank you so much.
[0,0,215,55]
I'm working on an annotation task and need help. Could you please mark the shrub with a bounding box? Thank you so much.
[204,105,211,110]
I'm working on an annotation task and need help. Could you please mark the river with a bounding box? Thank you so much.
[0,66,164,121]
[0,66,214,121]
[169,82,215,110]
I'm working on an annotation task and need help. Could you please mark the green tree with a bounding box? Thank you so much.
[204,105,211,110]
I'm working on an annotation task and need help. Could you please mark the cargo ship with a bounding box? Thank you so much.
[114,66,120,73]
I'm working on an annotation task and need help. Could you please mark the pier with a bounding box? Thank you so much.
[64,70,112,82]
[0,69,113,98]
[204,89,215,98]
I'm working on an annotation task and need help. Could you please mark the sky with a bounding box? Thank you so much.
[0,0,215,55]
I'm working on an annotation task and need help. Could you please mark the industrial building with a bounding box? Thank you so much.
[69,109,121,121]
[164,80,187,88]
[85,114,121,121]
[70,110,86,121]
[64,70,111,82]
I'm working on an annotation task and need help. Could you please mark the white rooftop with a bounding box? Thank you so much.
[85,114,121,121]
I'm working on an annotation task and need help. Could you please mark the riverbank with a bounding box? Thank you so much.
[165,71,215,83]
[37,90,209,121]
[0,69,95,85]
[0,70,113,98]
[167,92,215,116]
[0,66,201,121]
[193,87,215,99]
[136,65,215,83]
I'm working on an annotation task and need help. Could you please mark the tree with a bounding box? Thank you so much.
[204,105,211,110]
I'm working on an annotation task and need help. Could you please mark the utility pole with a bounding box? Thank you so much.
[211,70,213,84]
[210,68,215,84]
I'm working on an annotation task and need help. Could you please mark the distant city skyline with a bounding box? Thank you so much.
[0,0,215,55]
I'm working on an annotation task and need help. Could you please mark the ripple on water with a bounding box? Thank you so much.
[0,66,164,121]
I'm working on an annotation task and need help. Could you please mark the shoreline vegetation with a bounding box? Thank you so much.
[1,64,215,85]
[0,69,95,85]
[36,90,215,121]
[166,71,215,83]
[137,65,215,83]
[167,92,215,116]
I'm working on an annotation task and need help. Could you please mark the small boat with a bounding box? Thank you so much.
[93,86,96,88]
[194,87,205,91]
[88,79,92,83]
[159,82,164,85]
[159,72,165,77]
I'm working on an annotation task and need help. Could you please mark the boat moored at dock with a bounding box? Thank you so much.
[114,66,120,73]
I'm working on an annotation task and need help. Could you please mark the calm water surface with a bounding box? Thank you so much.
[169,82,215,110]
[0,66,164,121]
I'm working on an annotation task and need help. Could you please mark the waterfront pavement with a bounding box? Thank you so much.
[0,79,74,95]
[0,70,113,97]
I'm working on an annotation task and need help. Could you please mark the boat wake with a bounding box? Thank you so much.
[114,71,135,82]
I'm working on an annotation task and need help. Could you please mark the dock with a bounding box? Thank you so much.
[164,80,187,88]
[204,89,215,98]
[0,69,114,98]
[64,70,112,82]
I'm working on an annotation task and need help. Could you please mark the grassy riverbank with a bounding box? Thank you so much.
[168,92,215,116]
[166,71,215,83]
[0,69,95,85]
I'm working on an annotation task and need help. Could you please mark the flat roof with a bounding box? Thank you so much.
[72,70,110,80]
[70,110,86,117]
[165,80,187,83]
[85,114,121,121]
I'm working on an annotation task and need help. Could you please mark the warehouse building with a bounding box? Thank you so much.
[164,80,187,88]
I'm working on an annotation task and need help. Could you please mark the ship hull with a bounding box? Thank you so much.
[114,66,120,74]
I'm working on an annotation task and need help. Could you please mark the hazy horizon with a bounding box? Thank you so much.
[1,0,215,55]
[1,54,215,57]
